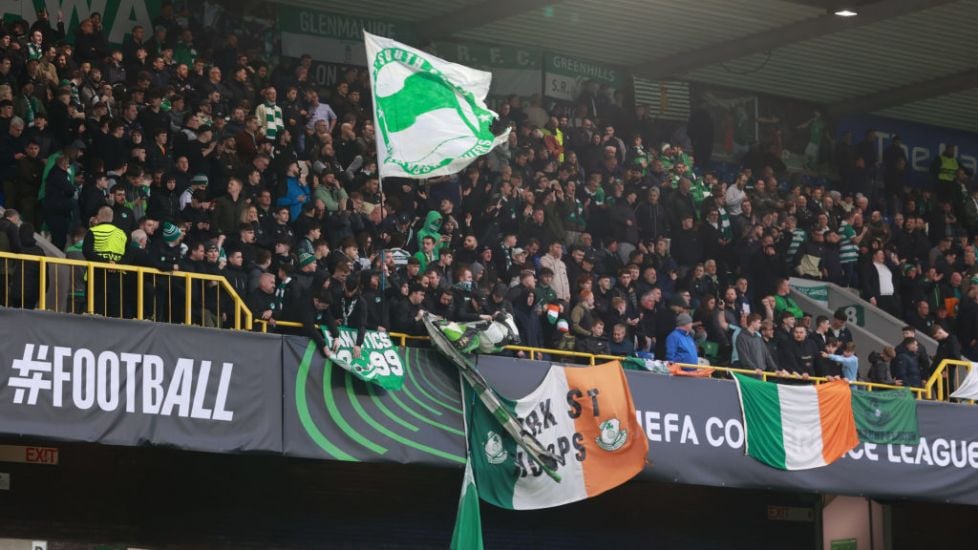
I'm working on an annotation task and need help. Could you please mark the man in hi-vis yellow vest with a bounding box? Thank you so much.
[83,206,129,317]
[931,144,959,203]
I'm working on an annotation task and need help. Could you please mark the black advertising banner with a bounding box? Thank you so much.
[281,336,465,466]
[4,307,978,505]
[479,357,978,506]
[0,309,282,454]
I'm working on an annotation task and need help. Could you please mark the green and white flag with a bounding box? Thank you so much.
[365,32,510,179]
[320,326,404,390]
[450,462,484,550]
[851,390,920,445]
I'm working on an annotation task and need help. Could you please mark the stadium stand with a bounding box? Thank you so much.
[1,2,973,395]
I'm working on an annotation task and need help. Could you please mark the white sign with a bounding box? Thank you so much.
[0,472,9,490]
[7,344,235,422]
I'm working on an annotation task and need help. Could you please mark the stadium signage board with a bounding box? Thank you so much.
[0,309,282,455]
[277,6,413,66]
[544,53,623,102]
[0,0,161,45]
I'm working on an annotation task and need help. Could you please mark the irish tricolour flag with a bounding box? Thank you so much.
[452,362,647,549]
[365,32,510,179]
[733,374,859,470]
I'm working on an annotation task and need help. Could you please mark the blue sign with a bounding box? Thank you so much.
[835,114,978,186]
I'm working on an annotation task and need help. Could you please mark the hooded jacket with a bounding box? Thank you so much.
[416,210,443,251]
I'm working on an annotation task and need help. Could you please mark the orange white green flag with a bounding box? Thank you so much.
[732,374,859,470]
[462,361,648,509]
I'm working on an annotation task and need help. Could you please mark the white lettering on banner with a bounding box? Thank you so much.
[639,409,978,471]
[6,344,235,422]
[297,11,395,40]
[873,131,978,178]
[0,0,153,45]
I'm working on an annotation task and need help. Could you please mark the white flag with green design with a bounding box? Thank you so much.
[365,32,510,179]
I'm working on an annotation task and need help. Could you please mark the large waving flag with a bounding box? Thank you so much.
[733,374,859,470]
[464,361,647,509]
[365,32,510,179]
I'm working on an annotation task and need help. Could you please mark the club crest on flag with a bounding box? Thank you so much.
[372,46,498,176]
[365,32,510,179]
[596,418,628,451]
[484,431,508,465]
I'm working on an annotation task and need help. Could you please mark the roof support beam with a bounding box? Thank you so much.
[416,0,567,42]
[826,68,978,116]
[631,0,957,80]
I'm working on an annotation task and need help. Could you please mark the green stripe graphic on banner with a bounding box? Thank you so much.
[414,355,460,403]
[295,342,357,461]
[346,374,465,464]
[383,347,464,436]
[734,374,786,469]
[367,383,421,432]
[405,348,463,414]
[323,360,387,455]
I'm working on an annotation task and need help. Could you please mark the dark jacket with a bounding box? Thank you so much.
[779,337,819,376]
[635,200,669,241]
[43,165,75,215]
[892,349,922,388]
[931,334,962,379]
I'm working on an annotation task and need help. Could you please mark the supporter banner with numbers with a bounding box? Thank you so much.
[281,335,466,465]
[320,326,405,390]
[0,309,282,454]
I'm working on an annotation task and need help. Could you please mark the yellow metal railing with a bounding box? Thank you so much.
[255,319,929,399]
[2,248,957,402]
[0,250,252,330]
[923,359,973,401]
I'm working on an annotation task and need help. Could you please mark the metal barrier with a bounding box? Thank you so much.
[922,359,973,401]
[256,319,929,399]
[0,250,252,330]
[2,249,955,403]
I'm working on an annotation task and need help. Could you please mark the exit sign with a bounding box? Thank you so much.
[767,505,814,522]
[0,445,59,465]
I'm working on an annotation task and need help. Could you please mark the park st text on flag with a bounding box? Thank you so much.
[733,374,859,470]
[463,361,647,510]
[364,32,510,179]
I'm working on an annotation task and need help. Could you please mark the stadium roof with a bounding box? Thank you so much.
[285,0,978,133]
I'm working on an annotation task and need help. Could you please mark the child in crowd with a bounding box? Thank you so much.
[822,341,859,381]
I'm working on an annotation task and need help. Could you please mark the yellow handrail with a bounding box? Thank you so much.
[922,359,973,401]
[254,320,926,398]
[0,250,252,330]
[0,249,948,402]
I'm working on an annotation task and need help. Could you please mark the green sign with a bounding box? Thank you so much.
[839,304,866,327]
[544,53,622,101]
[790,282,829,307]
[278,6,413,66]
[320,326,405,390]
[830,538,857,550]
[3,0,160,45]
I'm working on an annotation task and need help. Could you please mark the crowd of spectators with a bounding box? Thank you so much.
[0,2,972,386]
